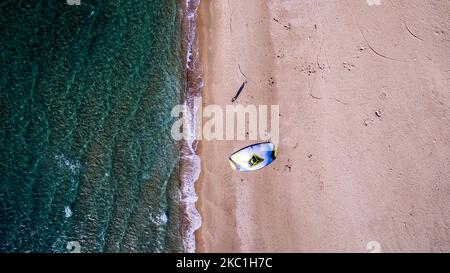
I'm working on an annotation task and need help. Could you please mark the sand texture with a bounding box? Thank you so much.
[195,0,450,252]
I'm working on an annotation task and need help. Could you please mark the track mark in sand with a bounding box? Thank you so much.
[387,0,424,42]
[346,0,410,63]
[334,98,350,105]
[284,159,292,172]
[358,25,408,62]
[268,77,275,87]
[298,61,326,76]
[404,19,424,41]
[276,50,285,59]
[309,93,322,100]
[364,118,375,126]
[363,110,383,126]
[343,62,355,71]
[227,0,233,32]
[333,96,368,106]
[238,64,247,79]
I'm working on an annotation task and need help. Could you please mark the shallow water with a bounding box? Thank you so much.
[0,0,196,252]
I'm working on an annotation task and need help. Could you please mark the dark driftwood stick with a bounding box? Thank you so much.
[232,81,246,102]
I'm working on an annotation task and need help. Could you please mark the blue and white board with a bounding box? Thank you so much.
[229,142,277,172]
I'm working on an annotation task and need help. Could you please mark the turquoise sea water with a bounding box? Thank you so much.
[0,0,199,252]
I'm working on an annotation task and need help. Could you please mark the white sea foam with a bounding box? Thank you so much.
[55,154,80,174]
[179,0,203,253]
[64,206,73,218]
[149,211,169,226]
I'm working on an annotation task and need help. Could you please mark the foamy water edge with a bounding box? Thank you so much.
[180,0,202,253]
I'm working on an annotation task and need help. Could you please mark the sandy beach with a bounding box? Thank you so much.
[195,0,450,252]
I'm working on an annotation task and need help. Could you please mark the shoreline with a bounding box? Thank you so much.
[195,0,450,252]
[179,0,202,253]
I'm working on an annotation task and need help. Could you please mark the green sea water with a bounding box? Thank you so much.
[0,0,194,252]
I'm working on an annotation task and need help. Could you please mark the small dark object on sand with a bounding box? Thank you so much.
[232,81,247,102]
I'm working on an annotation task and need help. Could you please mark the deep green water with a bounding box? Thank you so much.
[0,0,189,252]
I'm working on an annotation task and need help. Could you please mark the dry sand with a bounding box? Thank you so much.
[195,0,450,252]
